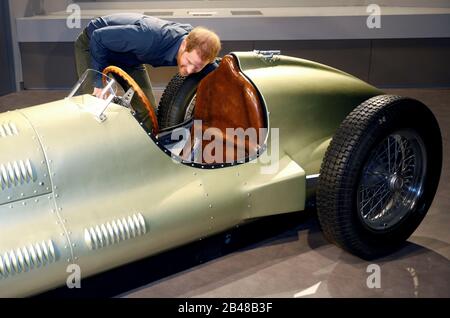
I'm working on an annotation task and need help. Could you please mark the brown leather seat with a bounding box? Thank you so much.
[186,54,265,164]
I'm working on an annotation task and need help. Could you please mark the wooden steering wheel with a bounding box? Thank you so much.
[102,66,159,135]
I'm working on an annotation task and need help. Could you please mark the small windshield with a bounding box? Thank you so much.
[67,69,118,99]
[66,69,125,121]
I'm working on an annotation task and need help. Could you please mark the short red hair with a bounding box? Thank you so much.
[185,27,221,63]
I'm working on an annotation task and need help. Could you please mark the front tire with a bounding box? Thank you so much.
[317,95,442,259]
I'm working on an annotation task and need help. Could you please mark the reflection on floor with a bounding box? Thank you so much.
[0,88,448,298]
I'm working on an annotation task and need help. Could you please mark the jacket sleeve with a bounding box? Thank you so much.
[89,25,152,87]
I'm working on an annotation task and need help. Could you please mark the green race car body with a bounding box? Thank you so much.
[0,51,393,297]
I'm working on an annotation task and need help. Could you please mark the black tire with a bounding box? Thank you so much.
[317,95,442,260]
[157,61,219,130]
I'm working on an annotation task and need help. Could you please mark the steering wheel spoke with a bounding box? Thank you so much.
[102,66,159,134]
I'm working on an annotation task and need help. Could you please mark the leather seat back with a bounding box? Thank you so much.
[191,54,265,164]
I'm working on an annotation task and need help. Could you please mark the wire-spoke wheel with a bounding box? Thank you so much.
[317,95,442,259]
[357,130,427,230]
[184,94,196,121]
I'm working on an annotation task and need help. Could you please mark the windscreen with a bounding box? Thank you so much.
[66,69,122,121]
[67,69,118,100]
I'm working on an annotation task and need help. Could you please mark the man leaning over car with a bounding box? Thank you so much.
[74,13,221,130]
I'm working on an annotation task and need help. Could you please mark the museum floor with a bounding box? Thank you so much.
[1,88,448,298]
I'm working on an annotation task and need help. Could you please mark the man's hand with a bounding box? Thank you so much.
[92,87,105,99]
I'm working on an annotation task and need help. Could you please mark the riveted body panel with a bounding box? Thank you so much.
[0,111,52,205]
[0,52,384,296]
[0,95,304,296]
[234,52,383,175]
[0,194,72,297]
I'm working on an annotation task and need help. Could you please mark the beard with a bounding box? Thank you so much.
[177,50,188,76]
[179,67,188,76]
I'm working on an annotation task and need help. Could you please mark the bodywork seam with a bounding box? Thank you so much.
[15,109,75,263]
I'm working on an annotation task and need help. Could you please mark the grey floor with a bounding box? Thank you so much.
[0,88,448,298]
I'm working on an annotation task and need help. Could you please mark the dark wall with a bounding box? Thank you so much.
[19,38,450,90]
[20,42,78,90]
[0,1,16,96]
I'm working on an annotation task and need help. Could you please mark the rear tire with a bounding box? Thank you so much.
[317,95,442,259]
[157,61,219,130]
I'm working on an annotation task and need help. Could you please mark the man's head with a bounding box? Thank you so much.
[177,27,221,76]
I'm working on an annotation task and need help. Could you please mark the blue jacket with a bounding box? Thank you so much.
[85,13,193,87]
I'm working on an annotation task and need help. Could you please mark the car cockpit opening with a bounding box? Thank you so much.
[152,54,270,169]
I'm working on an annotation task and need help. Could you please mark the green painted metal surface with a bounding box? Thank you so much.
[234,51,383,174]
[0,51,383,296]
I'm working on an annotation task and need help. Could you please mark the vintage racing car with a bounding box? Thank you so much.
[0,50,442,297]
